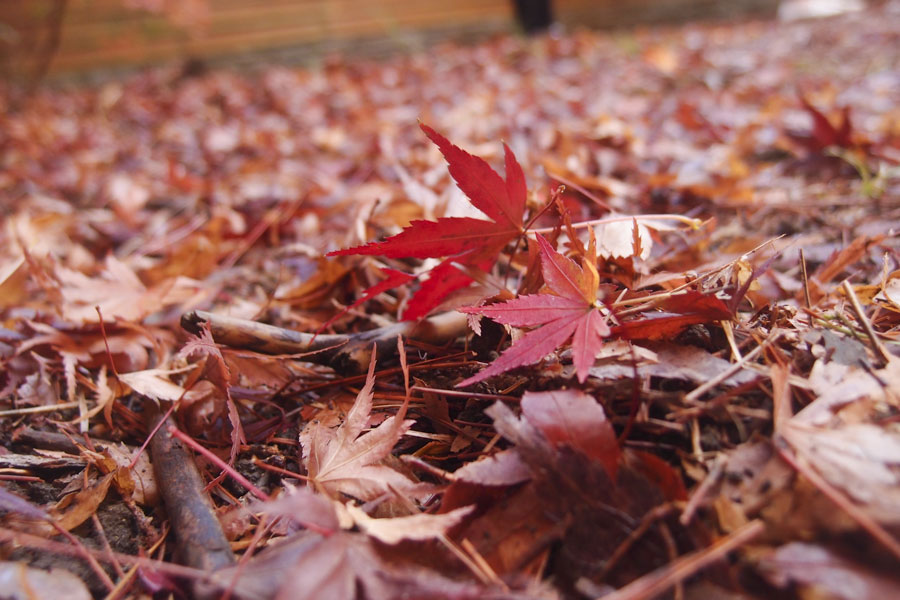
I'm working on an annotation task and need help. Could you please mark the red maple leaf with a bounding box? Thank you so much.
[328,124,527,319]
[789,96,855,154]
[458,235,610,386]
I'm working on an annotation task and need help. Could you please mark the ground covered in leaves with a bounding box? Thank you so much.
[2,4,900,599]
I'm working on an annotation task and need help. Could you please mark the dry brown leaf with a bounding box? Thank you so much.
[103,443,159,506]
[118,367,191,401]
[344,503,474,545]
[51,472,114,531]
[782,422,900,524]
[0,561,92,600]
[300,353,416,501]
[760,542,900,599]
[594,218,653,260]
[212,529,496,600]
[453,449,532,486]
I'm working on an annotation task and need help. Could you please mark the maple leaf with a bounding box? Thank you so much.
[178,323,247,464]
[520,389,620,480]
[212,529,496,600]
[328,124,527,319]
[300,352,416,501]
[458,234,610,386]
[796,95,854,153]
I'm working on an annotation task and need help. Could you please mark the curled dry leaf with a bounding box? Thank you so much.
[103,443,159,506]
[589,343,758,386]
[344,503,474,545]
[117,367,190,401]
[594,218,653,260]
[300,352,417,501]
[51,472,115,532]
[211,529,500,600]
[255,485,342,533]
[453,449,532,486]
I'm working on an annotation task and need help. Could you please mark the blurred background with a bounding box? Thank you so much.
[0,0,812,84]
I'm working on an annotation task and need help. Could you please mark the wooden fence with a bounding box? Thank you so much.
[0,0,780,80]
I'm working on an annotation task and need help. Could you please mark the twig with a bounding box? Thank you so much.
[0,527,210,580]
[799,249,812,309]
[145,404,235,587]
[544,171,613,211]
[596,520,764,600]
[0,402,79,417]
[531,213,701,235]
[683,331,779,404]
[680,454,728,525]
[181,310,468,374]
[27,0,67,88]
[410,385,520,402]
[51,521,116,592]
[841,280,892,365]
[598,503,679,581]
[12,428,107,453]
[168,426,269,501]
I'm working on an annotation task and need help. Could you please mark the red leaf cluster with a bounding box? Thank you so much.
[328,124,526,320]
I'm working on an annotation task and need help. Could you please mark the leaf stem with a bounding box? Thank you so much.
[530,213,702,235]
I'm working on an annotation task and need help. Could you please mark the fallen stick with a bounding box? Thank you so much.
[146,403,235,599]
[181,310,469,374]
[596,520,764,600]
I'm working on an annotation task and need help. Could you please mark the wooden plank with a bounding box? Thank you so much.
[58,0,507,28]
[48,5,510,71]
[50,0,507,47]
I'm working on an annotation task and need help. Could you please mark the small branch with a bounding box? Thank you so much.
[12,428,106,454]
[0,527,211,581]
[841,280,891,365]
[799,249,812,309]
[682,331,780,405]
[168,426,269,501]
[181,310,469,374]
[679,454,727,525]
[597,520,764,600]
[530,213,702,235]
[146,403,235,592]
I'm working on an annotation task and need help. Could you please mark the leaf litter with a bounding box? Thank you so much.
[1,4,900,599]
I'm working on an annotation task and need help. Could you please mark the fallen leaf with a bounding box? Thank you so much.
[453,450,532,486]
[760,542,900,600]
[344,503,473,545]
[594,218,652,260]
[590,343,758,385]
[611,291,732,341]
[211,530,500,600]
[118,367,190,402]
[51,472,114,531]
[521,389,619,479]
[458,235,610,385]
[0,561,92,600]
[256,485,342,533]
[782,422,900,524]
[328,124,527,319]
[300,353,416,500]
